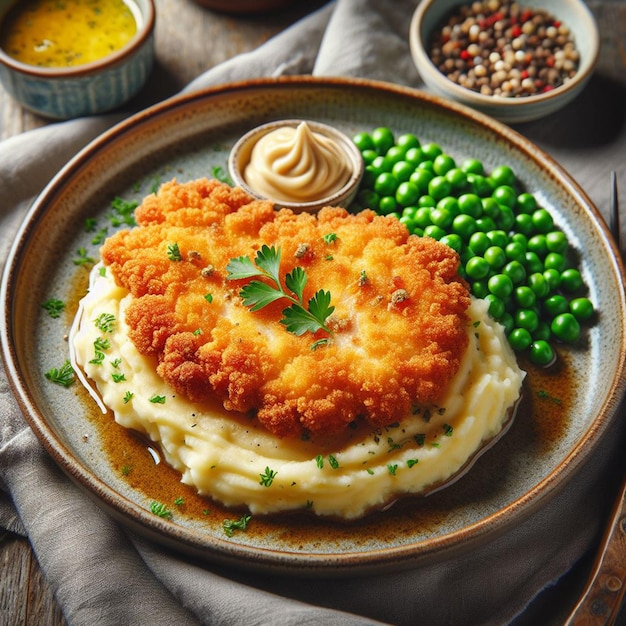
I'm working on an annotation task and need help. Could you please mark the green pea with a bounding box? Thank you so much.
[510,233,528,249]
[551,313,581,343]
[482,197,501,220]
[498,205,516,231]
[570,297,594,321]
[468,173,494,197]
[492,185,517,208]
[385,145,406,165]
[532,208,554,233]
[508,327,532,351]
[516,192,537,214]
[409,169,434,194]
[404,147,424,166]
[505,241,526,262]
[396,133,421,151]
[353,132,376,152]
[452,214,477,241]
[515,308,539,333]
[421,142,443,161]
[433,154,456,175]
[490,165,516,187]
[430,207,454,229]
[392,160,414,183]
[446,168,467,191]
[488,273,514,299]
[414,207,433,229]
[560,268,583,293]
[543,268,561,291]
[461,158,484,175]
[527,234,548,257]
[417,160,435,173]
[524,251,544,274]
[515,286,536,308]
[484,246,507,269]
[361,149,379,165]
[424,224,445,240]
[528,272,550,299]
[475,217,497,232]
[515,213,535,236]
[440,233,463,253]
[485,294,505,319]
[546,230,568,253]
[544,294,569,317]
[396,181,420,206]
[378,195,398,214]
[371,127,395,154]
[468,232,490,255]
[503,260,526,284]
[544,252,566,272]
[465,256,490,279]
[486,230,509,248]
[374,172,398,197]
[418,195,436,208]
[458,193,483,218]
[428,176,452,201]
[471,280,489,299]
[437,196,460,215]
[530,340,555,366]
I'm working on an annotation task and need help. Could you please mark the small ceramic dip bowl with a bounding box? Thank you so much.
[229,119,364,213]
[0,0,155,119]
[409,0,599,123]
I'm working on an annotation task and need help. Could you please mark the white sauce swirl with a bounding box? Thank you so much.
[243,122,352,203]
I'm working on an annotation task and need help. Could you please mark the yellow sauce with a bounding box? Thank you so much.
[0,0,138,68]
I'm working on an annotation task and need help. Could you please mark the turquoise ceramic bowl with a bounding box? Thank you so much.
[0,0,155,120]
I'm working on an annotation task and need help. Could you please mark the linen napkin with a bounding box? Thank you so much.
[1,1,625,624]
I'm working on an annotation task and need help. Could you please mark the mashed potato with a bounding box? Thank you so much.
[71,265,524,520]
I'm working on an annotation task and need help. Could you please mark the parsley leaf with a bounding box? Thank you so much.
[41,298,65,319]
[223,514,251,537]
[45,360,75,387]
[226,245,334,337]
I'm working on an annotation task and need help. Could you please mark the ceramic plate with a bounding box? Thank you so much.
[2,77,625,576]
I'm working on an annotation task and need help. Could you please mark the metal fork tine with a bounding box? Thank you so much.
[609,171,622,258]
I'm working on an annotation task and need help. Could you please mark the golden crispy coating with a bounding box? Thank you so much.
[101,178,471,438]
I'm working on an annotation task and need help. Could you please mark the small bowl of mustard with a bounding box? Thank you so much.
[229,119,364,213]
[0,0,155,120]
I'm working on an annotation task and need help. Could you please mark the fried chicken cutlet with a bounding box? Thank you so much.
[100,178,471,438]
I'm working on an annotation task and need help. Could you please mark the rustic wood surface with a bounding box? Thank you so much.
[0,1,624,625]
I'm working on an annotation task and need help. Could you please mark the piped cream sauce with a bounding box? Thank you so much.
[243,121,352,204]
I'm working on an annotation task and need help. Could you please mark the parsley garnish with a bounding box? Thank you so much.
[123,391,134,404]
[226,245,334,337]
[259,466,277,487]
[73,247,95,267]
[41,298,65,319]
[109,197,138,227]
[112,373,126,383]
[174,497,184,506]
[44,360,75,387]
[387,463,398,475]
[84,217,98,232]
[315,455,324,469]
[328,454,339,469]
[223,514,251,537]
[150,395,166,404]
[443,423,454,437]
[204,293,213,303]
[94,313,116,333]
[212,165,233,185]
[150,501,172,519]
[167,243,182,262]
[407,459,419,468]
[323,232,337,244]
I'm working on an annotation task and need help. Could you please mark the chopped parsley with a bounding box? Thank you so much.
[387,463,398,476]
[323,232,337,244]
[111,373,126,383]
[109,197,138,227]
[223,513,251,537]
[406,459,419,468]
[150,395,166,404]
[167,243,182,262]
[41,298,65,319]
[73,247,95,267]
[94,313,116,333]
[44,360,75,387]
[204,293,213,303]
[259,466,277,487]
[123,391,134,404]
[150,501,172,519]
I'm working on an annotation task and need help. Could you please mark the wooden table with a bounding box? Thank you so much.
[0,1,624,624]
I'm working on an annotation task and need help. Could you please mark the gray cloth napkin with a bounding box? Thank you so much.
[1,1,625,624]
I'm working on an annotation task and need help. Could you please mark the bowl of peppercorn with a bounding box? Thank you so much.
[409,0,599,124]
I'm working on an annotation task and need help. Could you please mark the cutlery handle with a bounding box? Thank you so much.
[565,477,626,625]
